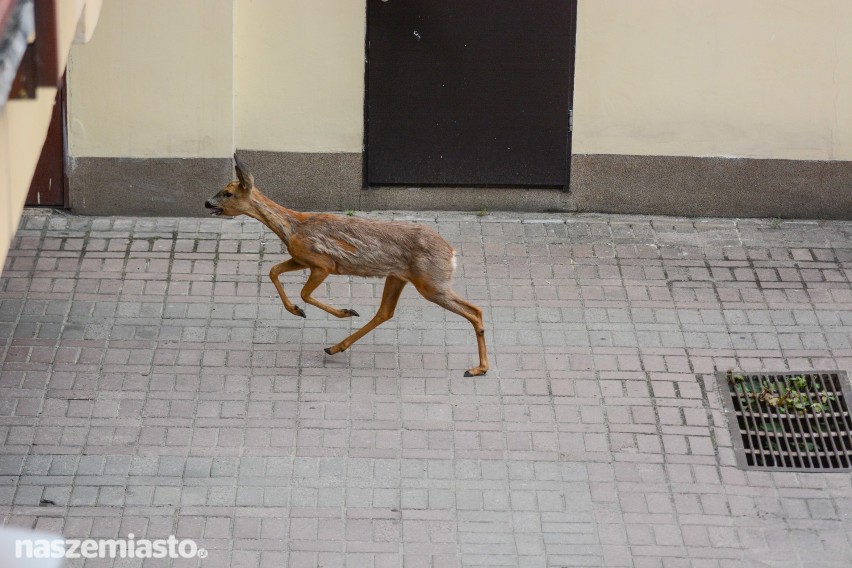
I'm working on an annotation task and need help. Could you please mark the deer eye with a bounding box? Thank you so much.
[224,191,233,198]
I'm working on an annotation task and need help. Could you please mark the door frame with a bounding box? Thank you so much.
[25,73,68,208]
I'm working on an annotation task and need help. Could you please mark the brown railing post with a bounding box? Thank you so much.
[34,0,58,87]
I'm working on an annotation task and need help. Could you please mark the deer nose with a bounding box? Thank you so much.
[204,201,214,209]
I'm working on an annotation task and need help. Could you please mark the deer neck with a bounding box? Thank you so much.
[247,190,300,245]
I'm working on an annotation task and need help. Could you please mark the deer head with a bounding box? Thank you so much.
[205,155,255,217]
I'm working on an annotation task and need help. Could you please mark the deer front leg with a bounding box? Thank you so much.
[270,259,307,318]
[300,268,360,318]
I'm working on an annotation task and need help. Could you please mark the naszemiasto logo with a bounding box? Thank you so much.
[16,534,208,559]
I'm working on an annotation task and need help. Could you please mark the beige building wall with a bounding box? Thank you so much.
[0,90,54,274]
[68,0,852,161]
[0,0,102,273]
[234,0,366,153]
[67,0,365,157]
[573,0,852,161]
[62,0,851,218]
[66,0,234,158]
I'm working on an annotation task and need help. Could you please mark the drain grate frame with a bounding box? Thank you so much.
[717,370,852,471]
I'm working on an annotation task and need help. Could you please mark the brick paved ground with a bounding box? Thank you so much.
[1,210,851,567]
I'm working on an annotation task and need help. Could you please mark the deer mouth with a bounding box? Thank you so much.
[209,207,223,217]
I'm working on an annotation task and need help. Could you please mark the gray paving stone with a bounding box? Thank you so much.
[1,212,852,566]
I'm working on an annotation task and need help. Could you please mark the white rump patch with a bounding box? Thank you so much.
[451,251,458,271]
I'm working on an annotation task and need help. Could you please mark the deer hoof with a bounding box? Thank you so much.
[294,306,306,318]
[324,347,334,355]
[345,309,359,317]
[464,369,487,377]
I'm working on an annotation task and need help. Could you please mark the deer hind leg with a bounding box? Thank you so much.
[324,275,407,355]
[415,282,489,377]
[300,267,360,318]
[270,258,308,318]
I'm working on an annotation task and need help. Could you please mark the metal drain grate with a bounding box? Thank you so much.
[717,371,852,471]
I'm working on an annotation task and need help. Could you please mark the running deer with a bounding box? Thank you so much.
[204,157,489,377]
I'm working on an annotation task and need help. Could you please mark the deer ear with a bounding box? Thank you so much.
[234,154,254,191]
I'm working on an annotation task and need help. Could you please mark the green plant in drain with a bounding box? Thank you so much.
[729,373,835,416]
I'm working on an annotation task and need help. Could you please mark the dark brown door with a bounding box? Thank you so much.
[26,77,66,207]
[366,0,577,187]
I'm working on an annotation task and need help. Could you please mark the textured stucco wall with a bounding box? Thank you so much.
[69,0,852,161]
[66,0,234,158]
[235,0,366,153]
[67,0,364,157]
[572,0,852,160]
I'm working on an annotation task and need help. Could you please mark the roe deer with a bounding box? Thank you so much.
[204,156,489,377]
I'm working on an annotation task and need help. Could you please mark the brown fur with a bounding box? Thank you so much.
[205,157,489,377]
